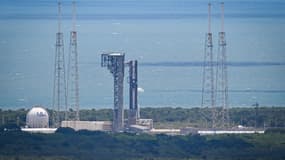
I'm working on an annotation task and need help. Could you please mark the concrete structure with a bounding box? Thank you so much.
[137,119,153,129]
[129,125,150,133]
[21,128,57,134]
[101,53,125,132]
[181,126,265,135]
[61,121,112,131]
[128,119,153,133]
[26,107,49,128]
[198,130,264,135]
[180,127,199,135]
[150,129,181,135]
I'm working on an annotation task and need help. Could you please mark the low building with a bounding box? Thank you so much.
[150,128,181,135]
[129,125,150,133]
[61,121,112,131]
[181,126,265,135]
[180,127,199,135]
[128,119,154,133]
[198,130,264,135]
[137,119,153,129]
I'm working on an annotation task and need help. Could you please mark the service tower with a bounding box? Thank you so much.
[101,53,125,132]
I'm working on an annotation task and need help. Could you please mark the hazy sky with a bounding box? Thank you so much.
[1,0,285,19]
[0,0,285,108]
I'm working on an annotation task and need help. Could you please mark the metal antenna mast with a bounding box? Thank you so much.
[216,2,229,128]
[201,3,216,128]
[52,1,68,127]
[67,1,80,121]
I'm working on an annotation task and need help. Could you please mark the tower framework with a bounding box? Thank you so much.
[101,53,125,132]
[67,1,80,121]
[201,3,217,128]
[52,1,67,127]
[215,2,229,128]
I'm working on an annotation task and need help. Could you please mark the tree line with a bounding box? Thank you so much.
[1,107,285,128]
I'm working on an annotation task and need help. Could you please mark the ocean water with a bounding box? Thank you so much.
[0,0,285,109]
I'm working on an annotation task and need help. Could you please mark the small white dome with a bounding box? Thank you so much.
[26,106,49,128]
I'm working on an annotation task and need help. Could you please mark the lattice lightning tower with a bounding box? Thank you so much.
[52,1,67,127]
[67,1,80,121]
[201,3,217,128]
[215,2,229,128]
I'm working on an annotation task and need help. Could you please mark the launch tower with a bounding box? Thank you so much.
[101,53,125,132]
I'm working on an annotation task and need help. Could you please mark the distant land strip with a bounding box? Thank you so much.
[1,13,285,20]
[139,61,285,67]
[150,89,285,93]
[80,61,285,67]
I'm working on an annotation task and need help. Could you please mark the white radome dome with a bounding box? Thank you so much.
[26,106,49,128]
